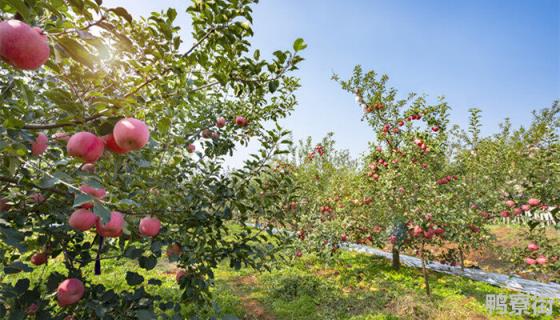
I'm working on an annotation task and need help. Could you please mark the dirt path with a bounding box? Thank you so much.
[230,275,276,320]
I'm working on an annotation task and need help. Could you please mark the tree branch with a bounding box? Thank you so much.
[183,27,217,57]
[0,176,68,196]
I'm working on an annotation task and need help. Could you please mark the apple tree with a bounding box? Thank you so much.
[0,0,305,318]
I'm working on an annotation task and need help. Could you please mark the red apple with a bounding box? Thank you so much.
[527,198,540,206]
[25,303,38,315]
[341,234,348,242]
[102,134,129,154]
[0,198,10,212]
[423,229,434,240]
[78,184,106,209]
[31,133,48,156]
[69,208,97,231]
[500,210,510,218]
[235,116,248,127]
[96,211,124,238]
[139,216,161,237]
[0,20,50,70]
[113,118,149,151]
[469,225,480,233]
[382,124,390,133]
[166,243,182,257]
[505,200,516,208]
[216,117,226,128]
[187,144,196,153]
[201,129,212,139]
[30,252,48,265]
[80,185,106,199]
[525,257,536,265]
[56,278,84,306]
[295,249,302,257]
[521,204,531,212]
[527,243,539,251]
[176,269,187,283]
[67,132,104,163]
[412,225,423,237]
[479,211,491,219]
[431,126,439,132]
[29,193,45,204]
[81,163,96,173]
[536,256,547,265]
[52,132,70,142]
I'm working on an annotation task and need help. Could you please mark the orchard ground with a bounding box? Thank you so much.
[5,224,558,319]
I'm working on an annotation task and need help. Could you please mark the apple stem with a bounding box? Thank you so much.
[95,236,104,275]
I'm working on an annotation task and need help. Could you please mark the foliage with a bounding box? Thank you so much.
[0,0,306,318]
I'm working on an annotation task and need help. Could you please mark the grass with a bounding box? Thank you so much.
[3,226,559,319]
[212,251,559,319]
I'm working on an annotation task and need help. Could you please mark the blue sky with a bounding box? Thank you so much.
[105,0,559,165]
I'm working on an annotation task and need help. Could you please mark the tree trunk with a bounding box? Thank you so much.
[420,243,431,297]
[392,245,401,270]
[459,248,465,271]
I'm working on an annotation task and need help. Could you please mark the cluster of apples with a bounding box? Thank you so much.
[525,242,548,265]
[408,224,445,240]
[413,138,430,154]
[29,117,164,306]
[187,116,248,153]
[362,102,385,113]
[305,144,325,161]
[3,19,170,309]
[501,198,545,218]
[436,175,458,185]
[406,214,445,240]
[31,117,150,161]
[319,205,333,214]
[381,113,427,136]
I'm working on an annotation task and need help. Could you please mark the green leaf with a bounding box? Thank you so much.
[3,261,31,274]
[0,227,26,252]
[14,279,29,295]
[4,0,30,20]
[138,255,157,270]
[135,309,156,320]
[125,271,144,286]
[268,80,279,93]
[93,202,111,223]
[56,37,96,68]
[46,272,65,292]
[293,38,307,51]
[110,7,133,23]
[167,8,177,22]
[147,278,162,286]
[124,247,143,259]
[73,193,94,208]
